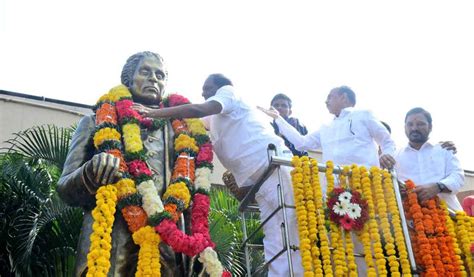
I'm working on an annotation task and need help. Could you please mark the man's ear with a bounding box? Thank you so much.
[288,109,292,116]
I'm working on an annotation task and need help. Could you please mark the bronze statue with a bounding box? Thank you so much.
[57,51,185,276]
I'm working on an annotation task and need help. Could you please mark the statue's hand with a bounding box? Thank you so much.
[84,153,122,189]
[257,106,280,119]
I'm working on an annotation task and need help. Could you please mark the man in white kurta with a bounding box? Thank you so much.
[261,86,396,173]
[260,85,396,276]
[206,83,303,276]
[133,74,303,276]
[395,107,464,211]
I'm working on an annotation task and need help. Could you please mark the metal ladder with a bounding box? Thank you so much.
[238,144,418,276]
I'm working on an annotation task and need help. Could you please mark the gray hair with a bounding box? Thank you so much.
[120,51,168,88]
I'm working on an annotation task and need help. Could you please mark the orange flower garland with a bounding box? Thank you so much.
[402,180,470,276]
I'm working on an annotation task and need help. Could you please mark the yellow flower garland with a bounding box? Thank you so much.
[133,226,161,276]
[302,157,320,276]
[162,182,191,209]
[174,134,199,153]
[455,211,474,273]
[370,167,392,276]
[360,167,377,277]
[339,166,356,276]
[184,118,207,135]
[310,159,331,277]
[381,170,411,276]
[441,201,465,275]
[87,185,118,276]
[291,156,313,276]
[122,123,143,153]
[325,162,345,277]
[115,178,137,198]
[93,127,121,148]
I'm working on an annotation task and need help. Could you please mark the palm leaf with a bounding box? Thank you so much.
[7,206,40,276]
[3,125,72,170]
[209,209,245,276]
[6,195,82,276]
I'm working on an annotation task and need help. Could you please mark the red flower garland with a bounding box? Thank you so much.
[197,142,213,165]
[127,160,152,177]
[155,193,214,256]
[191,193,215,248]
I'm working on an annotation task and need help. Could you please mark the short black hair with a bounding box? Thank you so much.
[335,86,356,106]
[405,107,432,125]
[208,73,233,89]
[270,93,292,108]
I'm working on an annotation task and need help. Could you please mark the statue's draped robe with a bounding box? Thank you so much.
[57,115,184,276]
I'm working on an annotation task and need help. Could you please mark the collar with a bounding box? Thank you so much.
[406,141,433,151]
[335,107,354,119]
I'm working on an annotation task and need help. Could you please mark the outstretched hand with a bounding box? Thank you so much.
[132,103,154,117]
[257,106,280,119]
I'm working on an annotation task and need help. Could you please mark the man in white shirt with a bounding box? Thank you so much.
[260,86,397,276]
[260,85,397,169]
[133,74,303,276]
[395,107,464,211]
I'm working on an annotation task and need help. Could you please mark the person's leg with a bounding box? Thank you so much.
[255,168,303,277]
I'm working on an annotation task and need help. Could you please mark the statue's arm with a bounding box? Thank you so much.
[57,115,97,209]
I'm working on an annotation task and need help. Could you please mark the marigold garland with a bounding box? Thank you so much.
[455,211,474,273]
[358,166,378,277]
[87,185,117,276]
[291,156,314,276]
[441,201,465,275]
[381,170,411,276]
[310,159,331,276]
[403,180,471,276]
[370,166,392,276]
[133,226,161,276]
[87,86,229,276]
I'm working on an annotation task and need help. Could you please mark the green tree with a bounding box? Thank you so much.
[0,125,82,276]
[209,187,265,276]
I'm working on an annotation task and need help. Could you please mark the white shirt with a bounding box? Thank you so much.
[395,142,464,211]
[206,85,289,187]
[275,107,396,167]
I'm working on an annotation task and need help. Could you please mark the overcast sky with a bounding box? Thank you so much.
[1,0,473,170]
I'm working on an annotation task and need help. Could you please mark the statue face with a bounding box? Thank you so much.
[130,56,166,105]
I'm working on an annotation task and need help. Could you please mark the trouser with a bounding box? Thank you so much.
[255,166,303,277]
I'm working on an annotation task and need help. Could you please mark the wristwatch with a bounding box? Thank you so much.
[436,182,447,192]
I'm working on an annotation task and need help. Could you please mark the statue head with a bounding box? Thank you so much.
[121,51,168,105]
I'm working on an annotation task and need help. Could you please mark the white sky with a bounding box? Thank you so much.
[1,0,473,170]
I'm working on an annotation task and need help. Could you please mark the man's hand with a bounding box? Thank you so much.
[85,153,122,190]
[379,154,396,169]
[439,141,457,154]
[132,103,154,117]
[257,106,280,119]
[414,184,440,203]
